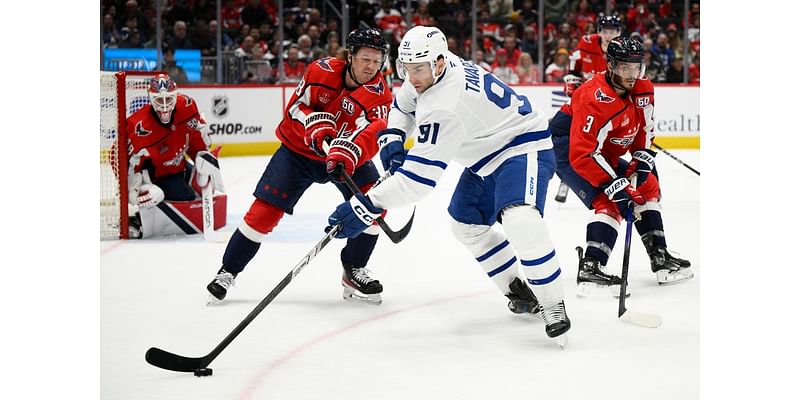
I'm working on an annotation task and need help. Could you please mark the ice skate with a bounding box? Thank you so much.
[575,247,626,298]
[342,263,383,305]
[505,277,541,315]
[128,214,143,239]
[642,235,694,285]
[539,300,571,349]
[206,268,236,305]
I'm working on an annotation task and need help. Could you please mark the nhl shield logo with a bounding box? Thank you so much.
[212,95,228,118]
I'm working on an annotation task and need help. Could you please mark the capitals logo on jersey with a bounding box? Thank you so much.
[135,121,152,137]
[316,58,334,72]
[363,80,385,96]
[595,88,615,104]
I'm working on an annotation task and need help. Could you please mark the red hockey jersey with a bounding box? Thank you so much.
[277,57,392,165]
[569,34,607,79]
[564,73,655,187]
[127,94,209,179]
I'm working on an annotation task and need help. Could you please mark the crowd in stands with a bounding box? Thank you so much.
[101,0,700,84]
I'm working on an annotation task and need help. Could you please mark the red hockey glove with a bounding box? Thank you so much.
[304,112,337,157]
[326,137,362,180]
[563,73,584,97]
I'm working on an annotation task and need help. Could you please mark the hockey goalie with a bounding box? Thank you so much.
[126,73,227,238]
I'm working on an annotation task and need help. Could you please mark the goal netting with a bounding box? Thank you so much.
[99,71,155,240]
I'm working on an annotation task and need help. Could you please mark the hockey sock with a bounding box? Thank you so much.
[221,199,284,274]
[585,212,620,266]
[221,230,261,274]
[634,202,667,248]
[341,232,379,268]
[450,220,521,295]
[501,205,563,305]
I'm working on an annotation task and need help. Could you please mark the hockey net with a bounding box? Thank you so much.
[99,71,155,240]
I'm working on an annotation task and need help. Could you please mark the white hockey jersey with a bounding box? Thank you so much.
[368,51,552,209]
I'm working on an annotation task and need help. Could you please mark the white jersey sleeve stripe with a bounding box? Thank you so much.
[593,121,617,178]
[405,154,447,170]
[395,168,437,188]
[468,129,551,173]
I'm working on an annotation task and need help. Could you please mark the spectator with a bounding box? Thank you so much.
[297,34,314,63]
[324,31,340,55]
[281,46,306,83]
[474,49,492,71]
[665,54,684,83]
[644,50,666,82]
[103,13,120,48]
[665,23,684,58]
[168,21,194,49]
[209,20,235,54]
[193,0,215,24]
[490,0,514,19]
[306,24,322,49]
[491,48,518,84]
[289,0,311,25]
[514,52,540,84]
[688,54,700,83]
[120,16,140,43]
[413,1,435,26]
[573,0,596,35]
[447,37,462,58]
[517,0,538,24]
[162,46,189,84]
[245,45,273,83]
[545,48,569,82]
[544,0,570,25]
[651,32,675,67]
[235,24,251,46]
[306,8,323,29]
[241,0,270,29]
[375,0,406,45]
[519,25,538,63]
[502,34,522,67]
[441,10,472,47]
[193,20,215,57]
[221,0,242,30]
[120,29,143,49]
[249,26,268,53]
[117,0,149,39]
[321,17,339,46]
[234,35,256,58]
[165,0,195,27]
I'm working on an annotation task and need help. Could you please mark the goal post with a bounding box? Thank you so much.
[100,70,157,240]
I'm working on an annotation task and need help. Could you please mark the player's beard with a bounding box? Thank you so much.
[609,71,635,93]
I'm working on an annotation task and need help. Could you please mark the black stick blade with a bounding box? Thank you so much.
[381,206,415,243]
[145,347,206,372]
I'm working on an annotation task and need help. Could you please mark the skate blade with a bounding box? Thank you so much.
[206,294,224,306]
[550,334,568,349]
[576,282,629,298]
[656,269,695,286]
[343,286,382,305]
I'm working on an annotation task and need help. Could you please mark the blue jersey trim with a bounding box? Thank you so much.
[527,268,562,285]
[520,250,556,267]
[469,130,552,173]
[405,155,448,170]
[396,168,437,187]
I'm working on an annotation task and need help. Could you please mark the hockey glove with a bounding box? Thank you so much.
[563,73,584,97]
[326,137,362,180]
[304,112,338,157]
[624,149,657,187]
[378,128,407,174]
[328,193,384,239]
[137,183,165,208]
[603,177,645,216]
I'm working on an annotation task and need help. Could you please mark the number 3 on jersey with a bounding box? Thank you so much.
[484,75,532,115]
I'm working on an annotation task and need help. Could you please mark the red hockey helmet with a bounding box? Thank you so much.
[148,73,178,123]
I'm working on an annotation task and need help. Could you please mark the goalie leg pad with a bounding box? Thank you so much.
[450,219,522,296]
[501,205,564,305]
[137,195,228,238]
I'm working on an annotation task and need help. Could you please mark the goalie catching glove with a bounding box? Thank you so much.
[304,112,338,157]
[378,128,407,174]
[328,193,383,239]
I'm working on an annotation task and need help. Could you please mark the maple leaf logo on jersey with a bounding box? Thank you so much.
[594,88,615,104]
[135,121,152,137]
[363,80,385,95]
[317,58,334,72]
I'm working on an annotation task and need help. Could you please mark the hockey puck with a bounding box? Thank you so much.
[193,368,213,377]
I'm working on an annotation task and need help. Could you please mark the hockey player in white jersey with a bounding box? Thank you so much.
[328,26,570,345]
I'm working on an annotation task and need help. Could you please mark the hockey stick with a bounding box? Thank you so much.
[652,143,700,176]
[336,165,415,244]
[618,207,663,328]
[145,225,341,375]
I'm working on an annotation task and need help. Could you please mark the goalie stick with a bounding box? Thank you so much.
[145,225,341,374]
[618,207,663,328]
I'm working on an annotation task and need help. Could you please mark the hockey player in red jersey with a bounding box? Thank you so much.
[126,73,226,238]
[563,15,622,97]
[549,36,693,291]
[206,28,393,305]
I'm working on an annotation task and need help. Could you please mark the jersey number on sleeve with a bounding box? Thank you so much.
[418,122,440,144]
[483,75,532,116]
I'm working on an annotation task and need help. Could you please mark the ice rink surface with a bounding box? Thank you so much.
[101,150,699,400]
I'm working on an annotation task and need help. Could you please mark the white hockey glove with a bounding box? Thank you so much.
[136,183,165,208]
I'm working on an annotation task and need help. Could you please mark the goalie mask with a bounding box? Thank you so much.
[148,74,178,124]
[396,26,448,83]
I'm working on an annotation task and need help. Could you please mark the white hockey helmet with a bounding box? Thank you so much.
[148,73,178,124]
[396,26,448,81]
